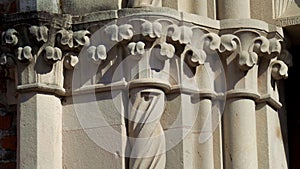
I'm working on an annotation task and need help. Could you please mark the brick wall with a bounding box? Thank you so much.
[0,67,17,169]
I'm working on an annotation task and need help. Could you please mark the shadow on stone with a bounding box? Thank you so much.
[295,0,300,7]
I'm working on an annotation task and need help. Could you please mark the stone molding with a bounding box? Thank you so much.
[0,10,291,108]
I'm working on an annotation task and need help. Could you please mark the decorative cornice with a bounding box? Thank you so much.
[0,11,292,98]
[0,24,90,67]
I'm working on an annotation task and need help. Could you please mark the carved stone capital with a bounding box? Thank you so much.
[0,13,90,96]
[219,30,283,71]
[0,11,292,103]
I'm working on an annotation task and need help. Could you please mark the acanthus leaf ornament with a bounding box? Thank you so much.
[73,30,91,47]
[183,32,220,67]
[250,36,281,59]
[64,53,79,70]
[57,29,74,48]
[43,46,62,64]
[2,29,18,46]
[17,46,33,62]
[157,42,175,60]
[142,20,162,39]
[237,51,258,71]
[268,38,282,58]
[57,29,91,48]
[271,60,289,80]
[105,24,134,42]
[220,33,283,71]
[184,46,207,67]
[167,25,193,45]
[128,41,145,56]
[219,34,239,52]
[29,26,49,43]
[201,33,221,51]
[87,45,107,63]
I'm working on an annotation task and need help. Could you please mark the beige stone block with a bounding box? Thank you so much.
[18,0,60,13]
[256,104,288,169]
[218,0,251,19]
[63,126,126,169]
[61,0,122,15]
[19,93,62,169]
[63,91,126,131]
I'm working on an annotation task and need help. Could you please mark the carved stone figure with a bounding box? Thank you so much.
[128,88,166,169]
[127,0,162,7]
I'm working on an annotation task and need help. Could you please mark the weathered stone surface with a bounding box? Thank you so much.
[0,1,297,169]
[61,0,122,15]
[18,0,60,13]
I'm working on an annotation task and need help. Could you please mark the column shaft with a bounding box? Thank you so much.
[18,93,62,169]
[223,98,258,169]
[217,0,251,19]
[194,0,208,17]
[196,99,214,169]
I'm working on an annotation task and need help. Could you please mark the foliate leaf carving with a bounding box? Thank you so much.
[29,26,49,43]
[43,46,62,64]
[184,46,207,67]
[271,60,288,80]
[87,45,107,63]
[268,38,282,57]
[158,42,175,60]
[17,46,33,62]
[220,34,240,52]
[220,34,282,71]
[202,33,221,51]
[73,30,90,47]
[238,51,258,71]
[142,20,162,38]
[57,29,91,48]
[57,29,74,48]
[105,24,133,42]
[168,25,193,44]
[251,37,281,59]
[128,41,145,56]
[2,29,18,45]
[64,54,79,69]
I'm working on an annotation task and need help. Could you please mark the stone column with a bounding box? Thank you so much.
[223,98,258,169]
[217,0,251,19]
[18,0,60,13]
[219,21,285,169]
[196,99,214,169]
[194,0,208,17]
[255,53,290,169]
[16,59,64,169]
[0,12,87,169]
[18,93,62,169]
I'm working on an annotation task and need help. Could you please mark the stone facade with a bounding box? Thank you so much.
[0,0,299,169]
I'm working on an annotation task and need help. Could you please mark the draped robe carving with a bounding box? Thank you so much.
[128,88,166,169]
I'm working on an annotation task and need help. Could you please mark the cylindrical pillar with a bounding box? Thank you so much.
[18,93,62,169]
[194,0,208,17]
[196,98,214,169]
[223,98,258,169]
[217,0,251,19]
